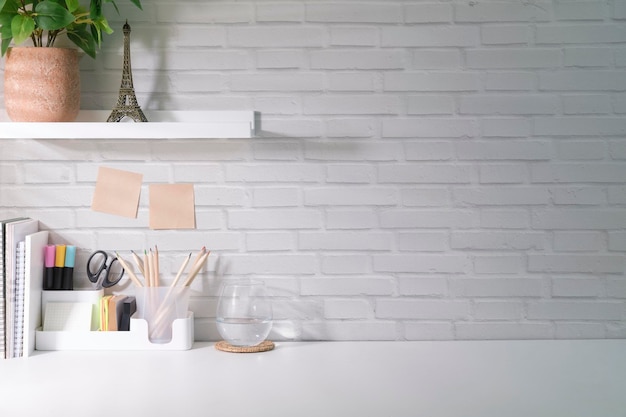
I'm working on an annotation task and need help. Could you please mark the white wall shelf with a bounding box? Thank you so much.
[0,110,255,139]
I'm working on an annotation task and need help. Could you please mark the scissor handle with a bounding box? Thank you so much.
[100,257,124,288]
[86,250,108,284]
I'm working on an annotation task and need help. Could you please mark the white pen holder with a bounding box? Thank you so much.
[135,286,190,344]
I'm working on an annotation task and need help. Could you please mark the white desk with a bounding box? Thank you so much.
[1,340,625,417]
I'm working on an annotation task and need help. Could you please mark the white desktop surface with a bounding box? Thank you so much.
[1,340,625,417]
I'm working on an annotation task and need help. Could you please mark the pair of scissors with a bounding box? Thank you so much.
[87,250,125,289]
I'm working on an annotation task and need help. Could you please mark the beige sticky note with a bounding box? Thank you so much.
[149,184,196,230]
[91,167,143,218]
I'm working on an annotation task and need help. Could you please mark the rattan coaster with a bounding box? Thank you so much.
[215,340,275,353]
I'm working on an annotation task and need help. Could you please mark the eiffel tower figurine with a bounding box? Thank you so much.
[107,21,148,122]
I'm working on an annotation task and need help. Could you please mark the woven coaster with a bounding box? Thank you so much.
[215,340,275,353]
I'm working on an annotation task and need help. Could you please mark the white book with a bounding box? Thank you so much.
[13,241,26,358]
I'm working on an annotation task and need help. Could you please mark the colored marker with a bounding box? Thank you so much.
[62,245,76,290]
[44,245,56,290]
[53,244,66,290]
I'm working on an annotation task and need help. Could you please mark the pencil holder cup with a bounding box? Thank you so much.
[135,286,190,344]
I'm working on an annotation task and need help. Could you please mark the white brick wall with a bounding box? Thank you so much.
[1,0,625,340]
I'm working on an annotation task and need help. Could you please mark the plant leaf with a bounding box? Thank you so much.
[34,0,75,31]
[89,0,101,19]
[0,0,7,12]
[65,0,79,13]
[1,36,12,56]
[67,24,96,58]
[129,0,142,10]
[10,14,35,45]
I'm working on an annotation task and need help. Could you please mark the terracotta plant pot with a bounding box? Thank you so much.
[4,47,80,122]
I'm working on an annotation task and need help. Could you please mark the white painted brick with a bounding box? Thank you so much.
[528,254,624,273]
[173,164,223,183]
[246,232,295,252]
[564,47,614,67]
[397,232,449,252]
[608,231,626,251]
[481,118,532,137]
[252,187,300,207]
[0,164,17,184]
[253,98,301,115]
[380,209,479,229]
[300,277,394,296]
[466,48,560,69]
[532,209,626,230]
[540,70,626,91]
[479,163,527,184]
[451,231,545,251]
[474,301,524,320]
[259,119,324,138]
[228,26,325,47]
[616,1,626,18]
[172,27,226,48]
[328,73,377,92]
[382,26,480,47]
[329,27,379,47]
[376,299,470,320]
[4,186,92,207]
[454,187,550,206]
[401,188,451,207]
[194,186,247,206]
[482,25,531,45]
[325,209,378,230]
[531,163,626,183]
[304,95,401,115]
[450,277,544,297]
[608,186,626,204]
[404,3,452,23]
[305,3,402,23]
[256,3,304,22]
[310,50,405,70]
[300,231,392,251]
[404,322,454,341]
[226,164,323,183]
[554,231,605,252]
[610,140,626,159]
[405,142,455,161]
[485,72,535,91]
[384,72,480,92]
[555,2,606,20]
[536,24,626,44]
[555,323,606,339]
[455,1,551,22]
[459,94,560,115]
[24,164,71,184]
[305,142,401,161]
[324,299,373,320]
[152,141,251,161]
[398,277,448,296]
[562,94,612,114]
[473,255,526,274]
[455,323,554,340]
[228,209,322,229]
[252,141,301,161]
[373,254,471,274]
[256,50,305,69]
[326,164,374,183]
[304,187,398,206]
[219,254,318,275]
[481,209,531,229]
[411,49,462,69]
[383,118,479,138]
[407,96,455,115]
[231,73,324,92]
[528,300,623,320]
[378,164,475,184]
[321,255,372,274]
[301,321,397,341]
[550,186,607,205]
[552,277,605,298]
[157,3,253,23]
[457,140,552,160]
[325,119,379,138]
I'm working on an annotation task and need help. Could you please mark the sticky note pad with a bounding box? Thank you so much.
[91,166,143,218]
[149,184,196,230]
[43,302,93,332]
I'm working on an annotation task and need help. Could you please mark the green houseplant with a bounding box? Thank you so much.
[0,0,143,58]
[0,0,143,121]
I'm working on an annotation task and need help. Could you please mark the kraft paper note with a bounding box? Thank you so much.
[149,184,196,230]
[91,167,143,218]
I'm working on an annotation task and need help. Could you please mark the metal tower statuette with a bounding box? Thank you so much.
[107,21,148,123]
